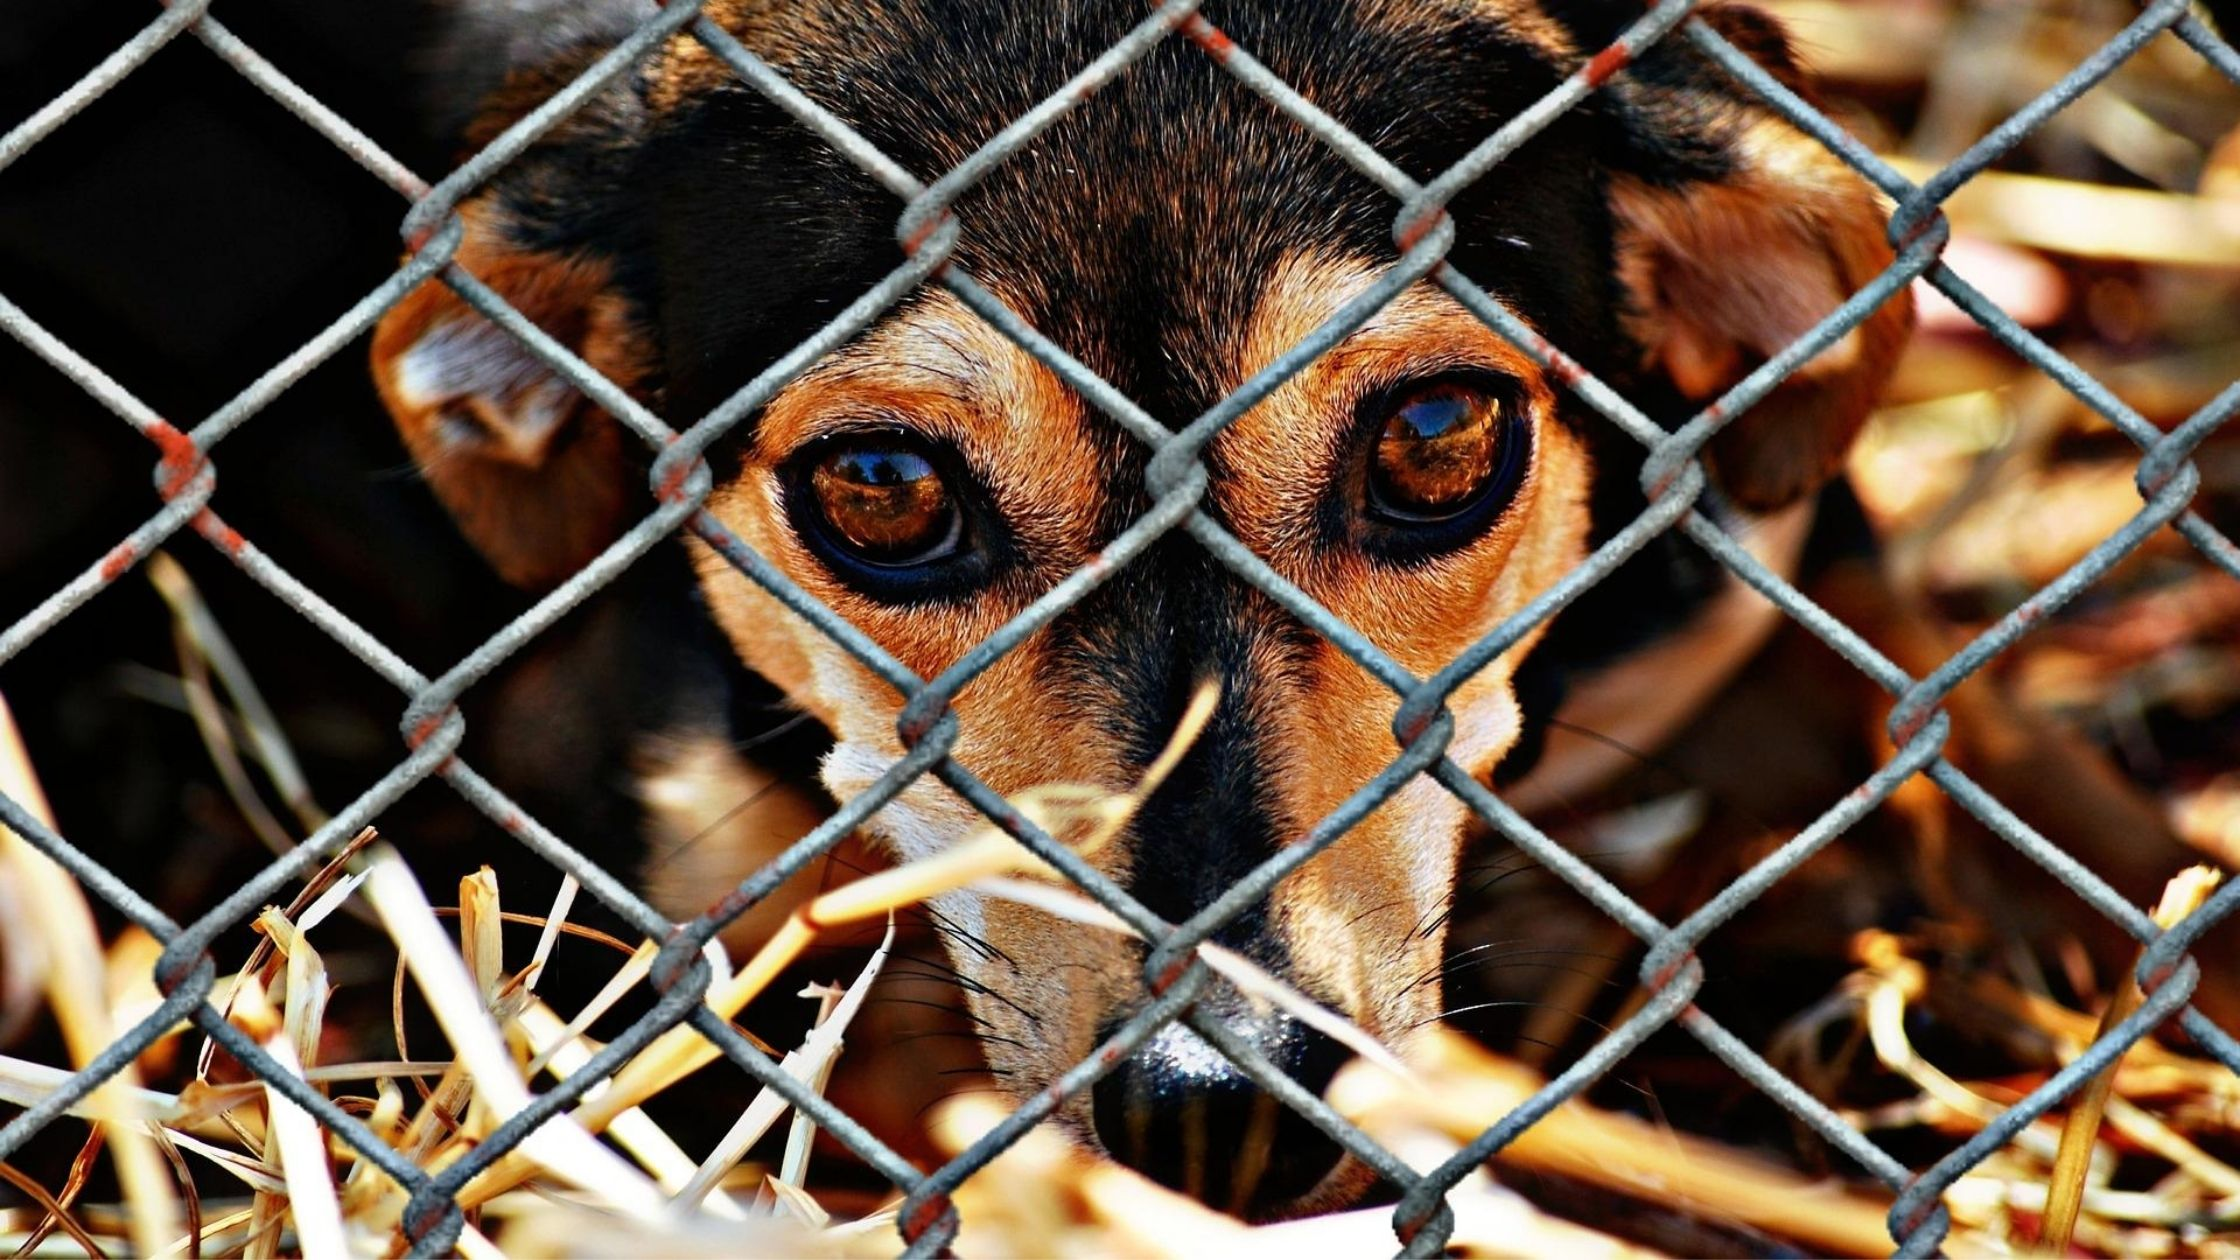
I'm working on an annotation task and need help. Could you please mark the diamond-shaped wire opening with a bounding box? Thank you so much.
[1140,18,1943,1249]
[1695,0,2240,998]
[654,13,1450,1238]
[5,0,2240,1255]
[0,5,790,1238]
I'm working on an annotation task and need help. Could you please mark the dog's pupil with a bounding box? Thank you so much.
[811,446,955,562]
[1372,386,1501,517]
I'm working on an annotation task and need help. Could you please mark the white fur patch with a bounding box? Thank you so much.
[395,319,518,406]
[1394,776,1470,924]
[821,741,999,946]
[394,318,577,458]
[396,318,564,407]
[919,888,991,960]
[820,742,971,862]
[1397,684,1520,926]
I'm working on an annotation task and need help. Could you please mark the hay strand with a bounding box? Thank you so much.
[2041,866,2222,1253]
[0,691,181,1255]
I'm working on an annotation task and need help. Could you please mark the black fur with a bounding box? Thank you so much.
[1049,536,1304,945]
[434,0,1843,942]
[453,0,1806,749]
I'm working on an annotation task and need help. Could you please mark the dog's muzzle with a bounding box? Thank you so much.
[1089,1013,1349,1216]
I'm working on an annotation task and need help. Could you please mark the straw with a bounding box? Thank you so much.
[0,690,182,1254]
[2040,866,2222,1253]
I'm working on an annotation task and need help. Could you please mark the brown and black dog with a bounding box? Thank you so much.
[370,0,1911,1218]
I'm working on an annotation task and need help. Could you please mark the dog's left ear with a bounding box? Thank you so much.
[1603,3,1913,510]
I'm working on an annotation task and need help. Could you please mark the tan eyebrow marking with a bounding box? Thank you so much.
[747,287,1112,593]
[1209,248,1557,561]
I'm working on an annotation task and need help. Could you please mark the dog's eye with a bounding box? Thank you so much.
[1366,383,1514,523]
[804,437,963,567]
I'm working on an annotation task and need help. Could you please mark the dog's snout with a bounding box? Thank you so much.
[1089,1018,1349,1215]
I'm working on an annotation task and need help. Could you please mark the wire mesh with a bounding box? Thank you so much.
[2,1,2238,1255]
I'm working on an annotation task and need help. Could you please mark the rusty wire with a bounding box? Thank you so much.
[3,1,2239,1255]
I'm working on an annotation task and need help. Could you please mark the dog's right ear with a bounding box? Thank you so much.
[376,2,659,590]
[371,212,651,591]
[421,0,659,138]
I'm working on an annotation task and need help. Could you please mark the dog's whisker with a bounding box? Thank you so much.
[1406,999,1540,1032]
[1414,845,1637,943]
[1395,935,1552,988]
[920,907,1017,970]
[1395,938,1628,1002]
[640,776,793,877]
[1546,718,1698,793]
[1411,861,1540,940]
[1435,939,1625,970]
[1431,954,1626,990]
[1343,897,1407,932]
[1451,851,1543,879]
[867,994,1005,1030]
[1418,999,1619,1043]
[883,957,1045,1029]
[877,966,969,990]
[889,1027,1026,1052]
[726,708,818,754]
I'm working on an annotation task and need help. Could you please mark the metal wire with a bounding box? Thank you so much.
[2,2,2236,1255]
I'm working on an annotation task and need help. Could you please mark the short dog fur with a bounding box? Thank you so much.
[372,0,1911,1216]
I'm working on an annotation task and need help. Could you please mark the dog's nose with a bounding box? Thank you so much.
[1089,1017,1350,1215]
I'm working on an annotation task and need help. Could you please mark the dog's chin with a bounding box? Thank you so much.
[1256,1155,1381,1222]
[1045,1105,1381,1222]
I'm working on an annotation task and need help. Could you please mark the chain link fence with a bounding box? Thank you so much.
[2,0,2238,1254]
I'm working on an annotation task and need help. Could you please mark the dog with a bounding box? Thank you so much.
[370,0,1912,1218]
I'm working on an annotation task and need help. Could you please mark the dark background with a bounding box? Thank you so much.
[4,2,467,902]
[0,2,714,939]
[0,6,909,1205]
[6,2,2240,1247]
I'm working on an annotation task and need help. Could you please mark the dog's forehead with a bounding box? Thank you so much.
[647,0,1599,425]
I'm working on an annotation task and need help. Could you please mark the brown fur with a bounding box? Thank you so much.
[370,210,651,589]
[370,0,1915,1214]
[1613,118,1914,509]
[675,255,1592,1189]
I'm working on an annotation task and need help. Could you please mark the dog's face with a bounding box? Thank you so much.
[374,0,1908,1217]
